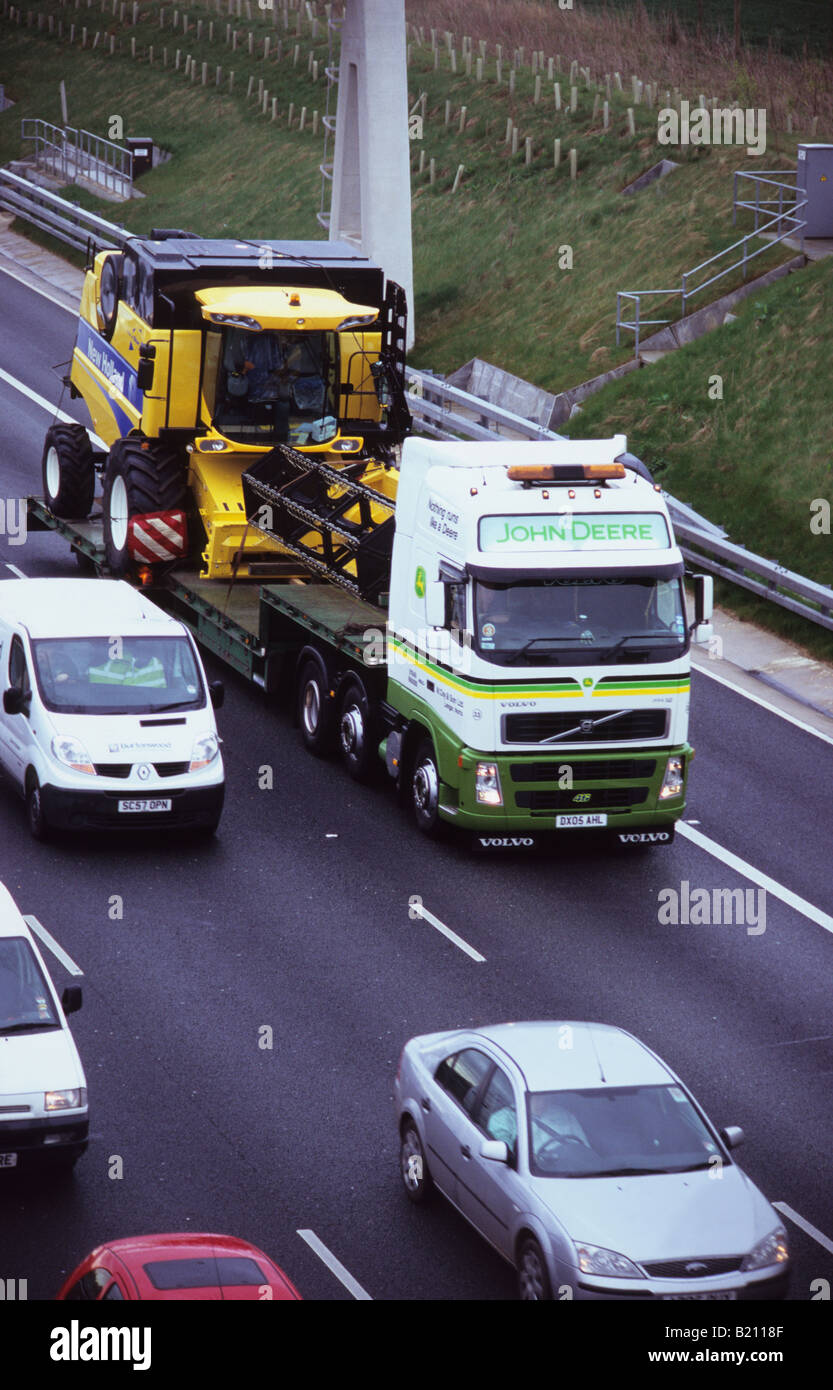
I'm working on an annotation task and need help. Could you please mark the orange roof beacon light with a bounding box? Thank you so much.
[506,462,626,484]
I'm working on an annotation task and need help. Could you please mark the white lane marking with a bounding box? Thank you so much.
[4,563,26,578]
[296,1230,372,1300]
[692,659,833,749]
[0,260,80,313]
[23,915,84,976]
[773,1203,833,1257]
[0,364,107,450]
[676,823,833,936]
[412,902,486,962]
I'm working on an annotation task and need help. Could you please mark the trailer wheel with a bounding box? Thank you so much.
[102,437,186,576]
[337,676,377,783]
[297,659,334,756]
[411,737,441,836]
[41,424,95,520]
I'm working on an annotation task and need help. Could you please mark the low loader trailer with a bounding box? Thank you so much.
[29,430,713,850]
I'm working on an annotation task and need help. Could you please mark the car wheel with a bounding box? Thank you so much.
[337,677,377,782]
[517,1237,552,1301]
[297,659,334,756]
[26,775,49,842]
[411,737,440,836]
[400,1122,432,1204]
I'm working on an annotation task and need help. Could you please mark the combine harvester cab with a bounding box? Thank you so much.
[51,232,409,580]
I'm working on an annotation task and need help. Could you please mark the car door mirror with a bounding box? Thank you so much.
[480,1139,509,1164]
[61,985,83,1015]
[3,686,27,715]
[720,1125,744,1150]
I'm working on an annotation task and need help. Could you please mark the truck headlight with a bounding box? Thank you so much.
[658,755,684,800]
[741,1227,789,1271]
[475,761,503,806]
[52,735,95,775]
[45,1088,87,1111]
[576,1243,645,1279]
[190,734,219,772]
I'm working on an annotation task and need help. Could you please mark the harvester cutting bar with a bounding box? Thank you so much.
[241,444,396,602]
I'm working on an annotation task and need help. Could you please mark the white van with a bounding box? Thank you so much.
[0,578,225,838]
[0,882,88,1172]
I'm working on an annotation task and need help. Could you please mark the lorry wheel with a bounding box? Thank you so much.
[411,738,441,836]
[102,437,186,576]
[25,774,49,841]
[297,659,334,756]
[337,677,377,782]
[41,424,95,519]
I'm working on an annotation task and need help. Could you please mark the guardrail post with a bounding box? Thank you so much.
[634,295,640,358]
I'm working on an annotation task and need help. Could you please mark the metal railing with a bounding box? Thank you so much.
[0,166,128,254]
[21,118,133,199]
[617,185,807,357]
[733,168,801,233]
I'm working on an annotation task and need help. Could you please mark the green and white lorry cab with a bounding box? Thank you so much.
[375,436,711,846]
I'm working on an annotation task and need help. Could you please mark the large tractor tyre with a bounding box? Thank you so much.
[97,253,122,341]
[102,437,186,577]
[41,425,96,520]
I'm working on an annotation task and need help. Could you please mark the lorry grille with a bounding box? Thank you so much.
[503,710,667,743]
[510,759,657,783]
[641,1256,742,1278]
[515,787,649,811]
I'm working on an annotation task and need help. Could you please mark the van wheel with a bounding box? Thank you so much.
[26,775,49,841]
[338,677,377,782]
[102,437,186,577]
[41,424,95,519]
[297,659,334,755]
[411,738,441,836]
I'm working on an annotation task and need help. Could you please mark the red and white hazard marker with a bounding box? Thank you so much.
[128,510,188,564]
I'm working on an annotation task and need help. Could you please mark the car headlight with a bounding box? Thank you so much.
[51,735,95,775]
[45,1088,87,1111]
[475,761,503,806]
[741,1226,789,1271]
[658,754,684,800]
[576,1243,645,1279]
[190,734,219,772]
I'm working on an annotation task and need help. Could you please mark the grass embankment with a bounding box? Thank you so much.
[1,0,831,654]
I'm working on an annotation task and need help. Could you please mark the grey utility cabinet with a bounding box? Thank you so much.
[797,144,833,237]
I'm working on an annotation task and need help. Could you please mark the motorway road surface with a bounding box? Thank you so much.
[0,268,832,1302]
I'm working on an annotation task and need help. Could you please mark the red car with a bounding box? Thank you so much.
[57,1233,302,1301]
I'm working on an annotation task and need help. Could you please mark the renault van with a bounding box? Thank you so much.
[0,882,88,1172]
[0,579,224,838]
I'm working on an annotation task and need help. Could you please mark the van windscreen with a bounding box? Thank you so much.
[31,637,205,715]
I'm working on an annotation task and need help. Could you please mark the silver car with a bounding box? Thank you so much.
[394,1021,789,1300]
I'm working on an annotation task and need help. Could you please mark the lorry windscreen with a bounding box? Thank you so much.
[212,327,338,445]
[473,576,687,666]
[31,637,206,715]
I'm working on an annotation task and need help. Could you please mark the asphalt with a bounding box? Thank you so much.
[0,249,831,1310]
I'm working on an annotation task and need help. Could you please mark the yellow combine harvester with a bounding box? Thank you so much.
[45,231,410,580]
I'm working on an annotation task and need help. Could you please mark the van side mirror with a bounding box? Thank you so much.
[209,679,225,710]
[3,686,27,715]
[61,985,83,1016]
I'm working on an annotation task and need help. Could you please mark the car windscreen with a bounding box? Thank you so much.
[143,1257,264,1290]
[526,1085,724,1178]
[31,636,205,715]
[473,577,687,666]
[0,936,59,1032]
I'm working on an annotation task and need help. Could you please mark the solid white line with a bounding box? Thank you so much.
[0,364,107,450]
[773,1202,833,1256]
[676,823,833,936]
[296,1230,372,1300]
[23,915,84,977]
[0,259,79,313]
[4,563,26,578]
[692,658,833,749]
[414,903,486,962]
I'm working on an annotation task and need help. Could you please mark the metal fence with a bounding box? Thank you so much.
[0,166,128,254]
[20,118,133,199]
[617,185,807,357]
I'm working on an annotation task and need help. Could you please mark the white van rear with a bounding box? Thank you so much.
[0,882,88,1172]
[0,579,224,838]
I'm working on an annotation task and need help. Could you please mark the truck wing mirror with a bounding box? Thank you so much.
[137,342,156,393]
[690,573,714,644]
